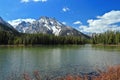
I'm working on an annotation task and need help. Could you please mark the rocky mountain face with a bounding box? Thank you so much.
[0,17,19,34]
[14,16,89,38]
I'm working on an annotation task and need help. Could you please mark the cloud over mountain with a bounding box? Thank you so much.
[8,18,35,28]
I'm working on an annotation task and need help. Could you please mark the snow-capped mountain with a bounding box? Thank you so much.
[16,21,31,33]
[0,17,19,34]
[25,16,66,35]
[13,16,89,38]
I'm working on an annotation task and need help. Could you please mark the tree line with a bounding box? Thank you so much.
[1,30,120,45]
[91,31,120,45]
[0,31,88,45]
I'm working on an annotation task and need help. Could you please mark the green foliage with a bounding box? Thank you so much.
[91,31,120,45]
[0,31,15,44]
[1,30,120,45]
[0,31,88,45]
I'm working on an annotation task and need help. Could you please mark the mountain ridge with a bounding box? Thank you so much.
[0,17,19,34]
[0,16,90,39]
[13,16,90,38]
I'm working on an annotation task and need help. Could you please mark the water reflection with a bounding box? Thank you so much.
[0,45,120,79]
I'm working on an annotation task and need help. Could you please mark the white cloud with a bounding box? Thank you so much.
[21,0,47,3]
[8,18,35,28]
[21,0,30,3]
[62,22,66,25]
[73,21,82,25]
[33,0,47,2]
[33,0,40,2]
[79,10,120,33]
[62,7,70,12]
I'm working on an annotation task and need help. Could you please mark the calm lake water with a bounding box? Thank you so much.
[0,44,120,79]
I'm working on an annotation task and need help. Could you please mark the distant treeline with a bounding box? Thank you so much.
[0,31,88,45]
[1,31,120,45]
[92,31,120,45]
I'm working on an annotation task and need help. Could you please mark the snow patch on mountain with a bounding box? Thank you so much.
[8,16,89,38]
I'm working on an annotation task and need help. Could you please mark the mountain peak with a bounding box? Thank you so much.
[12,16,89,38]
[40,16,55,20]
[39,16,56,22]
[40,16,49,19]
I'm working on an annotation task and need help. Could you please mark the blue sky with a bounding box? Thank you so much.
[0,0,120,33]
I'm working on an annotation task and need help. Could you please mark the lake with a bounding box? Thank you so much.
[0,44,120,79]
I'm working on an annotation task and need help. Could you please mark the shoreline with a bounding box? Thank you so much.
[92,44,120,46]
[0,44,84,47]
[1,44,120,47]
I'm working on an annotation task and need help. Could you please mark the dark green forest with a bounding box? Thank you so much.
[1,30,120,45]
[92,31,120,45]
[0,31,88,45]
